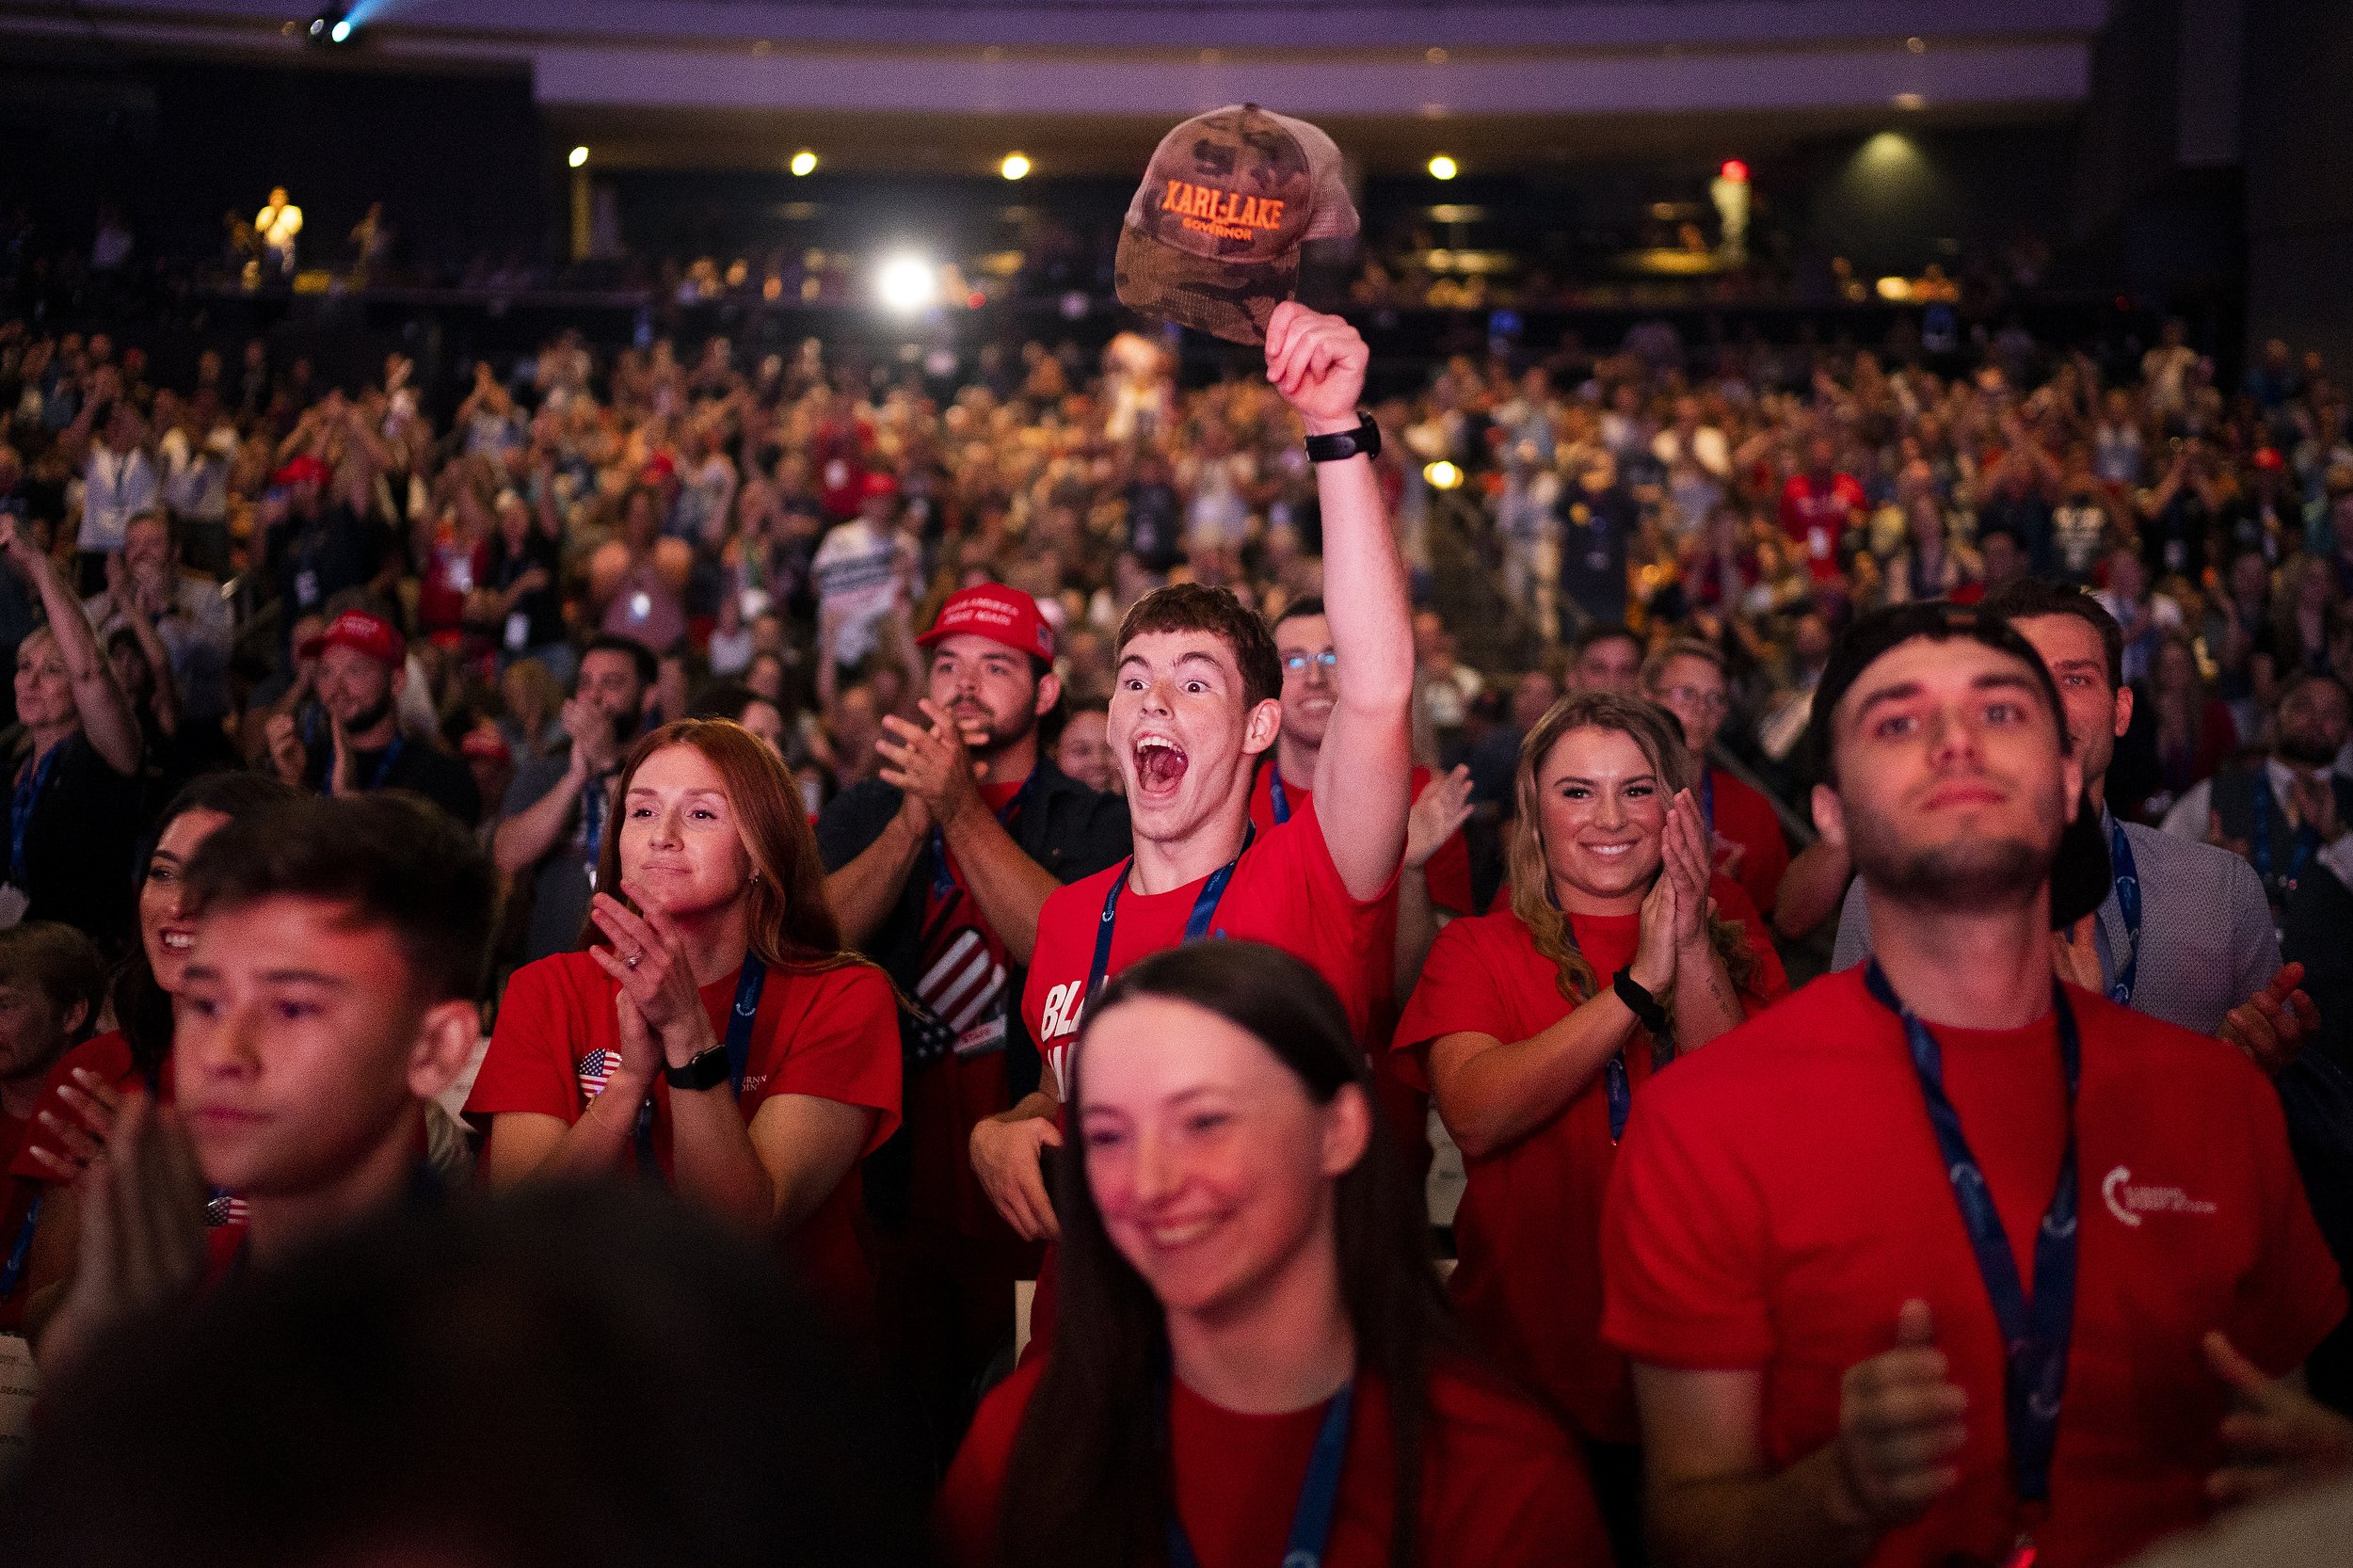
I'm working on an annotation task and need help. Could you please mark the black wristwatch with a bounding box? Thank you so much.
[1304,411,1381,463]
[664,1044,732,1093]
[1612,967,1672,1038]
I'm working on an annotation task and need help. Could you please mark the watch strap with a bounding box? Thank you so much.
[664,1044,733,1093]
[1304,411,1380,463]
[1612,966,1671,1038]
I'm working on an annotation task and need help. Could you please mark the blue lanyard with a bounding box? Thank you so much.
[0,1190,41,1299]
[1166,1378,1353,1568]
[2105,817,2141,1007]
[929,769,1037,902]
[9,742,60,888]
[1085,823,1254,1007]
[632,952,769,1175]
[2250,779,2318,888]
[1863,961,2080,1515]
[1699,766,1715,831]
[1544,904,1660,1144]
[328,735,406,797]
[1268,766,1293,825]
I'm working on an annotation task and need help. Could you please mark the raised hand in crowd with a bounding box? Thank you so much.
[1406,763,1475,872]
[2219,962,2322,1077]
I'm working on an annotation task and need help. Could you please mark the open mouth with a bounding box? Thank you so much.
[1582,840,1639,859]
[158,927,196,952]
[1132,734,1189,795]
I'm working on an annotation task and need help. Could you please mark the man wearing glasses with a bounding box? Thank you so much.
[1258,598,1478,992]
[1645,638,1790,919]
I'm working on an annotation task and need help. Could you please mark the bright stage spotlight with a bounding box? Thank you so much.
[790,150,818,177]
[875,252,939,314]
[568,145,589,169]
[1000,152,1032,181]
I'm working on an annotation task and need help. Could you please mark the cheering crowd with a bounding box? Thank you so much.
[0,278,2348,1568]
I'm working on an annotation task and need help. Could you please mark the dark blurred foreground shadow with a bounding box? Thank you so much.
[0,1181,936,1568]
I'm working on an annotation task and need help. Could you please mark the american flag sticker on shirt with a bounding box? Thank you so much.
[577,1048,615,1101]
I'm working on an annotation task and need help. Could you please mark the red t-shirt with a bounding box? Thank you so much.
[910,778,1027,1241]
[1779,471,1865,582]
[1701,766,1791,919]
[1018,796,1394,1353]
[1394,884,1786,1443]
[1248,761,1476,1175]
[1023,793,1393,1096]
[1601,968,2347,1568]
[936,1354,1613,1568]
[1247,763,1476,920]
[9,1032,140,1180]
[8,1032,252,1277]
[467,951,903,1320]
[416,529,488,638]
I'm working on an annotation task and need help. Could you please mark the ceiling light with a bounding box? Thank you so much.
[1427,154,1459,181]
[1000,152,1032,181]
[790,150,818,177]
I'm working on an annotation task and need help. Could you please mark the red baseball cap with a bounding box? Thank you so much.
[273,455,329,488]
[2254,447,2285,472]
[860,470,901,501]
[919,584,1056,662]
[298,609,406,667]
[460,727,512,764]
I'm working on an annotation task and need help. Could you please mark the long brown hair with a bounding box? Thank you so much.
[1506,692,1758,1016]
[996,942,1470,1568]
[587,718,856,976]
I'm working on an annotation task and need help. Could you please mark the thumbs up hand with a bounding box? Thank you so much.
[2204,1331,2353,1507]
[1829,1300,1971,1530]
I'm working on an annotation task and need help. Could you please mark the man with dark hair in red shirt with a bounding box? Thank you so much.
[1603,602,2345,1568]
[971,304,1414,1251]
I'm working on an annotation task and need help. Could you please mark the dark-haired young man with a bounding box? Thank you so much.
[38,794,494,1373]
[974,304,1414,1249]
[494,634,657,965]
[1605,603,2344,1568]
[816,582,1129,1443]
[1834,581,2313,1064]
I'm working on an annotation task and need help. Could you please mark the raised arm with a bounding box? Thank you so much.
[1266,304,1412,901]
[4,520,140,776]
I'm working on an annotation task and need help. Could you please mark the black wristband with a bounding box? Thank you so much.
[1304,411,1381,463]
[1612,967,1671,1037]
[664,1044,733,1093]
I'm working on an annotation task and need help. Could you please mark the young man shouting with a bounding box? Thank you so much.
[972,303,1415,1246]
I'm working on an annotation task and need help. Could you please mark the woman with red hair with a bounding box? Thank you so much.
[468,718,901,1321]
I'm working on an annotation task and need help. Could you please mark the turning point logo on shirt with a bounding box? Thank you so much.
[2101,1165,2217,1227]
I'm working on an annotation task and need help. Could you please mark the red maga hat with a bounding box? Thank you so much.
[273,455,329,488]
[918,583,1055,662]
[297,609,406,667]
[860,470,902,501]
